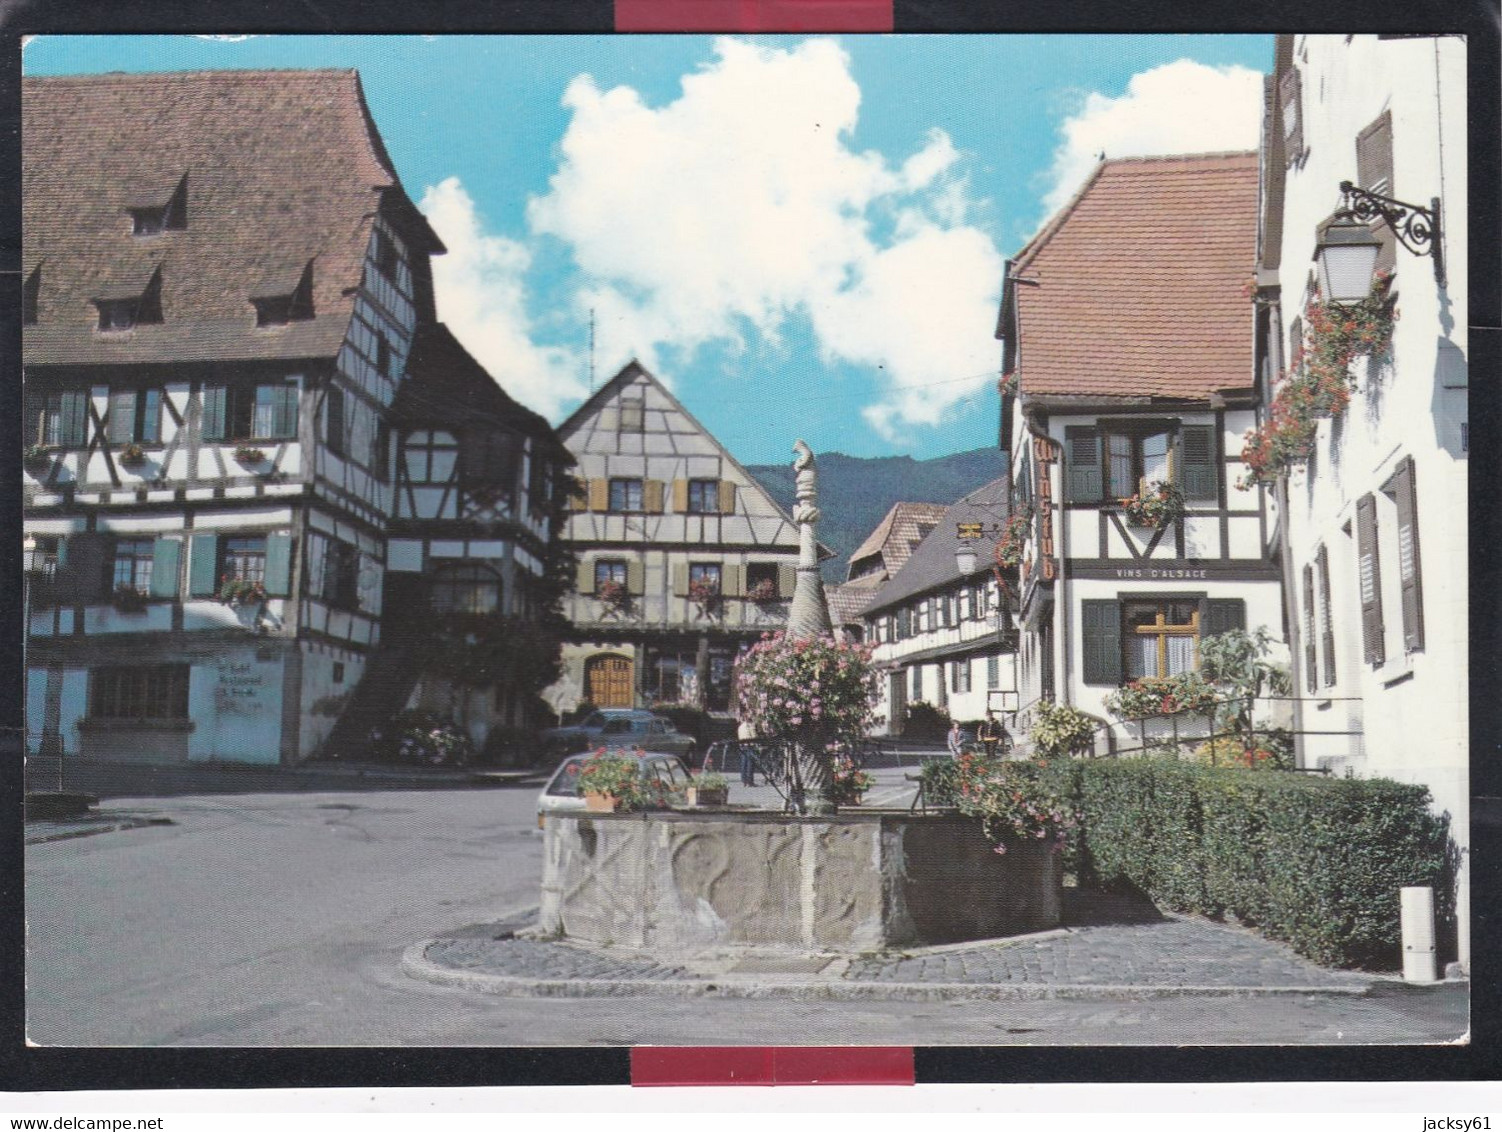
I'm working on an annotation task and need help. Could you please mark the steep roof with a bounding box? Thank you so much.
[23,69,442,368]
[396,324,566,455]
[846,501,949,581]
[1003,152,1259,401]
[862,476,1012,615]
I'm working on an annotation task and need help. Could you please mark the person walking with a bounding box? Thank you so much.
[737,718,758,787]
[946,720,965,758]
[977,710,1007,758]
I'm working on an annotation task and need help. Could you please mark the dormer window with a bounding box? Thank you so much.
[252,260,315,327]
[93,266,163,332]
[128,175,187,238]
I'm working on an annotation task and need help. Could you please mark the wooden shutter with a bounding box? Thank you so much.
[264,533,293,597]
[63,532,108,604]
[201,386,227,441]
[1179,425,1217,502]
[149,538,181,599]
[1203,599,1246,639]
[1356,110,1396,275]
[672,562,689,597]
[670,479,689,512]
[1390,457,1425,652]
[722,564,745,597]
[1064,427,1102,503]
[1279,66,1303,167]
[718,480,737,514]
[626,559,645,595]
[61,391,89,447]
[1081,599,1121,685]
[643,479,665,514]
[587,478,609,512]
[1317,544,1337,685]
[188,534,219,597]
[273,385,299,440]
[1302,565,1318,694]
[777,562,796,598]
[1355,493,1385,666]
[109,390,136,443]
[576,559,595,594]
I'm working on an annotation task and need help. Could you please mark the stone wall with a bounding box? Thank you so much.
[539,810,1061,956]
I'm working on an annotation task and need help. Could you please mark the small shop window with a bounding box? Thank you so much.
[89,664,190,721]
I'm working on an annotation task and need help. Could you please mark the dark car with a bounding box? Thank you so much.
[539,709,656,754]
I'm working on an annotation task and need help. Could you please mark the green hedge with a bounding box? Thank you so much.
[1041,758,1457,969]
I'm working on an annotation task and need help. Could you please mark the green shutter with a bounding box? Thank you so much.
[264,533,293,597]
[188,534,219,597]
[1179,425,1217,502]
[201,386,227,441]
[149,538,181,598]
[1081,599,1121,685]
[1202,599,1246,640]
[61,391,89,447]
[1065,427,1102,502]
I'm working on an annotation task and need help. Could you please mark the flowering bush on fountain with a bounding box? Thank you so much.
[732,631,880,740]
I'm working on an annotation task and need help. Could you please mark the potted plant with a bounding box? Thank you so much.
[827,757,873,806]
[1029,700,1099,759]
[747,577,778,604]
[1119,481,1184,529]
[597,578,631,612]
[573,749,650,813]
[23,444,50,472]
[218,576,268,607]
[995,507,1033,568]
[233,444,268,466]
[686,770,729,808]
[118,442,147,467]
[111,584,149,614]
[688,577,721,617]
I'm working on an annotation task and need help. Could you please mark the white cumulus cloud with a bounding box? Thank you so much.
[1041,59,1265,218]
[419,177,588,419]
[527,36,1003,441]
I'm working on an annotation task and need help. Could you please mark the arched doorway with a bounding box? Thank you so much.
[585,654,634,708]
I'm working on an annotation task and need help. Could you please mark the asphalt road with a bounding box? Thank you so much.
[24,778,1467,1048]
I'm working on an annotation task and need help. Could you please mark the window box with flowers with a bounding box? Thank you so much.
[111,585,149,614]
[995,507,1033,569]
[118,442,148,467]
[1105,672,1219,721]
[233,445,268,467]
[688,577,721,616]
[218,577,268,607]
[747,577,779,605]
[596,578,632,614]
[1119,481,1184,530]
[1239,274,1395,490]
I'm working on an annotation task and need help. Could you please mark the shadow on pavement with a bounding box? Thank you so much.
[1061,886,1170,927]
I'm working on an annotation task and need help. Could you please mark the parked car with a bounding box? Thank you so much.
[536,750,694,827]
[540,710,698,761]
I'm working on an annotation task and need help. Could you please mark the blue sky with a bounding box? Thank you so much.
[25,34,1273,464]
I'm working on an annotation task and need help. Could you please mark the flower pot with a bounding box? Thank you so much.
[686,786,728,807]
[584,791,619,813]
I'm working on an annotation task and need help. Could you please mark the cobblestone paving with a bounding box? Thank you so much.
[844,919,1372,988]
[424,937,692,982]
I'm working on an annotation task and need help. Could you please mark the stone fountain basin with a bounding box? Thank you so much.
[538,809,1062,957]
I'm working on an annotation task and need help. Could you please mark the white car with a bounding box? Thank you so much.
[536,750,694,828]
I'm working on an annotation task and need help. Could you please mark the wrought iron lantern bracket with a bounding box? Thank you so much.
[1336,181,1445,287]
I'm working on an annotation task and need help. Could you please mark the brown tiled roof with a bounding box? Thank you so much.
[23,69,441,368]
[826,576,883,627]
[1009,152,1259,400]
[846,502,949,582]
[863,477,1012,616]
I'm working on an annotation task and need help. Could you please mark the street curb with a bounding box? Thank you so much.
[25,816,175,845]
[401,940,1378,1002]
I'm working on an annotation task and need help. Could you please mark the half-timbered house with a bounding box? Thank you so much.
[21,69,570,767]
[994,153,1286,744]
[552,362,804,716]
[825,501,948,641]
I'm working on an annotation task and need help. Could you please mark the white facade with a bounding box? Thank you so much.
[1266,34,1467,963]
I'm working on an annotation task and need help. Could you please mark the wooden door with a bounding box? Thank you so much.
[586,655,634,708]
